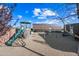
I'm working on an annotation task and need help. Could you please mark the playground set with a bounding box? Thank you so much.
[0,4,31,47]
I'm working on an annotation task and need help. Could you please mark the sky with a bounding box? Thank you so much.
[7,3,79,28]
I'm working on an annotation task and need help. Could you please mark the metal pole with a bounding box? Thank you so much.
[76,3,79,56]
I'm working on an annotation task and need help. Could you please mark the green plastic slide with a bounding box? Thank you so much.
[5,29,24,46]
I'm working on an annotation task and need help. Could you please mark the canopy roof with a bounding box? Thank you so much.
[20,21,31,24]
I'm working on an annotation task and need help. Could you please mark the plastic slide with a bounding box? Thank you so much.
[5,29,24,46]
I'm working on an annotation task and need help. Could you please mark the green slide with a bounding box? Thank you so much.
[5,29,24,46]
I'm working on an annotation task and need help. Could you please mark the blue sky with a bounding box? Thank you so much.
[8,3,79,27]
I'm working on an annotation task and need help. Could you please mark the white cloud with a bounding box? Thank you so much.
[33,8,58,19]
[35,21,44,24]
[35,19,60,24]
[42,9,57,16]
[33,8,41,16]
[38,16,47,19]
[70,11,76,15]
[71,17,76,20]
[65,20,71,24]
[17,15,22,19]
[45,19,60,24]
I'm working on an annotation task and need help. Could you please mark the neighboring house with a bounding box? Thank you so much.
[65,23,79,40]
[33,24,62,32]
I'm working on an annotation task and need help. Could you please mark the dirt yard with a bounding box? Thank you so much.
[0,32,78,56]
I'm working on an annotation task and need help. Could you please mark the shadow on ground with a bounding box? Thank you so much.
[23,46,45,56]
[38,32,78,53]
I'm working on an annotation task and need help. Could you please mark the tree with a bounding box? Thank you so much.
[51,4,77,33]
[0,3,16,36]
